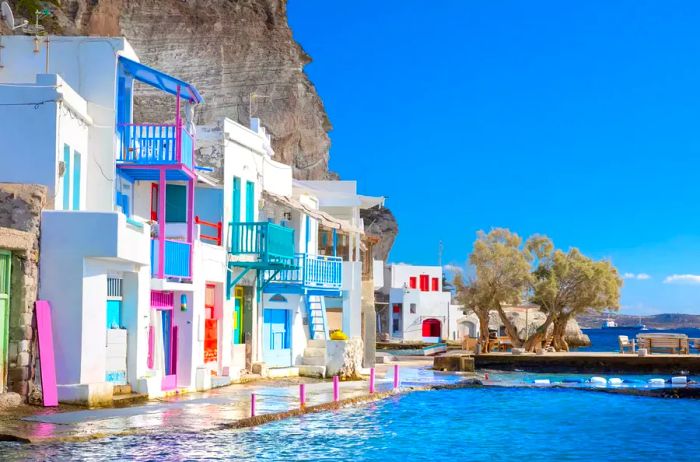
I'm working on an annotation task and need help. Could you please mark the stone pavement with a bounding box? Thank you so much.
[0,361,448,443]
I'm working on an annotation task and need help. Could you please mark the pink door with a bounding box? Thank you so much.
[150,291,178,391]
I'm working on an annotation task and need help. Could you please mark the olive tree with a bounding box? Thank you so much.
[524,239,622,351]
[469,228,532,348]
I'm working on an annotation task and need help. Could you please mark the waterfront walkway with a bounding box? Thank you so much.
[0,361,439,443]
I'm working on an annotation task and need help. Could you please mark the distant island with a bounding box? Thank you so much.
[577,313,700,329]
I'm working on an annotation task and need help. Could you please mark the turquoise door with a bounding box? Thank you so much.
[263,309,291,367]
[232,177,241,222]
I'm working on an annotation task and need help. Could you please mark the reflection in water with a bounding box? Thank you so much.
[2,387,700,461]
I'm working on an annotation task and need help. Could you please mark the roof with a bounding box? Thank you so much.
[118,56,203,103]
[263,191,365,235]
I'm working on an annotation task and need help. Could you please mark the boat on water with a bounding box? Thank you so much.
[601,317,618,328]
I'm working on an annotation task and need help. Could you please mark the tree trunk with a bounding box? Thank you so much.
[523,314,554,352]
[477,311,491,352]
[495,304,523,348]
[552,315,570,351]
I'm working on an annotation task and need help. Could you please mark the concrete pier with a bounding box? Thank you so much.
[474,352,700,374]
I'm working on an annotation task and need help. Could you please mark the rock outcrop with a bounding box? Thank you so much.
[361,206,398,261]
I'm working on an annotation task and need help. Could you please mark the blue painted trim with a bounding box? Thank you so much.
[126,217,144,229]
[118,56,203,103]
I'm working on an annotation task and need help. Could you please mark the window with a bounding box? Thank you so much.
[419,274,429,291]
[106,277,123,329]
[62,144,71,210]
[232,177,241,222]
[72,152,81,210]
[409,277,417,289]
[431,277,439,291]
[410,303,416,314]
[245,181,255,222]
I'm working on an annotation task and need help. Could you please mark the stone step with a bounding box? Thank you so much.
[302,355,326,366]
[267,367,299,378]
[298,365,326,379]
[307,339,327,348]
[112,384,132,396]
[303,346,326,357]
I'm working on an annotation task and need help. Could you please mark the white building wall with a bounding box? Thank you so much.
[0,36,140,212]
[39,211,150,402]
[0,74,89,210]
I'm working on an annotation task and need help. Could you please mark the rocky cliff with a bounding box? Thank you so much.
[3,0,398,255]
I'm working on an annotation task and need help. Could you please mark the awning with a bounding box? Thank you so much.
[264,191,364,235]
[118,56,203,104]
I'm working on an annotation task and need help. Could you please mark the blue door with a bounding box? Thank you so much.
[263,309,291,367]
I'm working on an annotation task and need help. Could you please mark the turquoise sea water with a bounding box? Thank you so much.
[2,387,699,461]
[580,327,700,352]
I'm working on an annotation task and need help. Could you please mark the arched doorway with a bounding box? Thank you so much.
[422,318,441,338]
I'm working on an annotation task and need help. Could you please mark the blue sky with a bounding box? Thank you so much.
[288,1,700,315]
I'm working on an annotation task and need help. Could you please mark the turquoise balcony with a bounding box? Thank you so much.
[228,222,295,269]
[117,124,194,173]
[269,253,343,293]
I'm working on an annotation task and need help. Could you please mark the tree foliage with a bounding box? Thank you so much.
[456,228,622,352]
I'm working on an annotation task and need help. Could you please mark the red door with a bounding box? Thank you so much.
[422,319,441,338]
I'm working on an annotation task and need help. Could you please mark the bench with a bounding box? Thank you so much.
[637,335,689,354]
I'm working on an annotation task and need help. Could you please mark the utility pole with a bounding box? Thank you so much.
[438,240,443,267]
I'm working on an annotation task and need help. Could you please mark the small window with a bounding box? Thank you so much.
[106,277,123,329]
[410,303,417,314]
[431,278,439,291]
[419,274,429,291]
[409,277,417,289]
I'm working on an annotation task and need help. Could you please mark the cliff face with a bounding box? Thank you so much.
[3,0,398,255]
[22,0,331,179]
[361,206,398,261]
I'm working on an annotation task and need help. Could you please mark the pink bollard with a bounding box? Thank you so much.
[393,364,400,389]
[251,393,256,417]
[333,375,340,402]
[300,383,306,407]
[369,367,376,394]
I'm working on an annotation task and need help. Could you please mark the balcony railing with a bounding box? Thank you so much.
[272,253,343,290]
[228,222,295,264]
[151,239,192,278]
[195,216,222,246]
[118,124,194,170]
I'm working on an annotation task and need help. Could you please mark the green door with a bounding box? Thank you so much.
[0,250,11,390]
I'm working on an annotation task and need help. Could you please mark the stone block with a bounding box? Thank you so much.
[8,366,29,382]
[433,355,475,372]
[0,392,23,408]
[18,352,30,367]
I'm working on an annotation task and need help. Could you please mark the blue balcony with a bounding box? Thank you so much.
[151,239,191,278]
[269,253,343,293]
[228,222,296,269]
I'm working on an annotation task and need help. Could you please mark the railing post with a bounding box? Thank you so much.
[175,85,182,163]
[299,383,306,408]
[333,375,340,402]
[217,222,222,246]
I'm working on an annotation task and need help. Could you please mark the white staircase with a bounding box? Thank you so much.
[299,338,327,378]
[305,295,328,340]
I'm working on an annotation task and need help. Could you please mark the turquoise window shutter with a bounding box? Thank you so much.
[245,181,255,222]
[72,152,81,210]
[165,184,187,223]
[63,144,71,210]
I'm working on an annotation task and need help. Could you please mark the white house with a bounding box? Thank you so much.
[0,36,224,404]
[378,264,460,342]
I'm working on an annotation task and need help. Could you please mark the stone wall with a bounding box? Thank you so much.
[0,184,47,402]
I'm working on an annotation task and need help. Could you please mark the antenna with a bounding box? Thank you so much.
[1,2,29,30]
